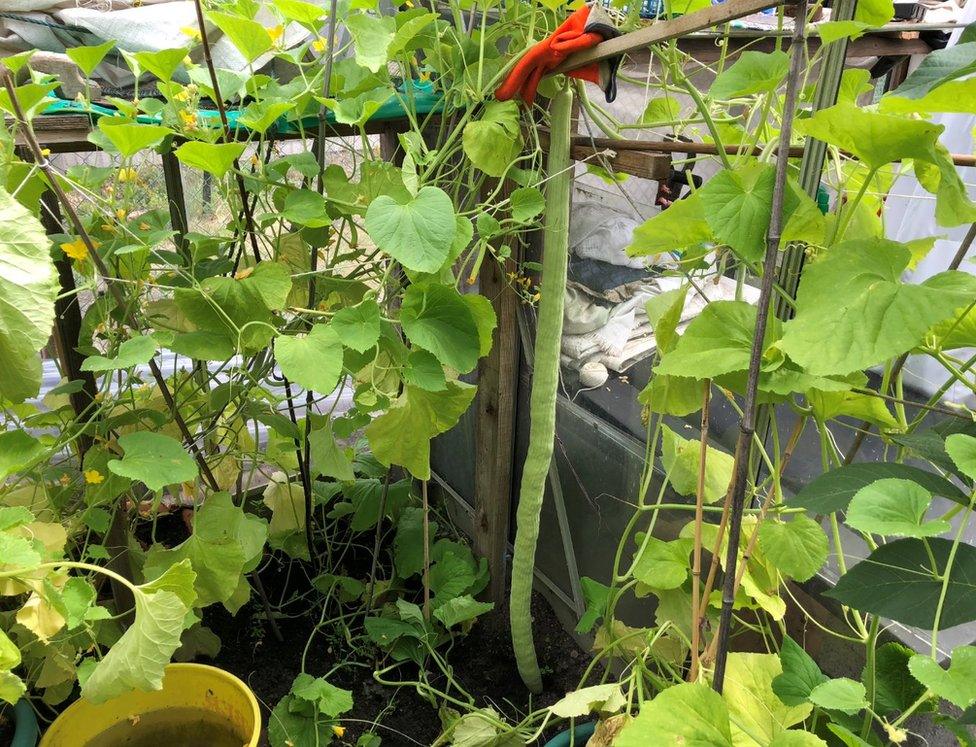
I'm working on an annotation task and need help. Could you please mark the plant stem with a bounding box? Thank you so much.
[689,380,711,682]
[712,0,808,693]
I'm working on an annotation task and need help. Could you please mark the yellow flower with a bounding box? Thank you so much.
[178,109,198,130]
[60,238,90,262]
[312,36,327,53]
[84,470,105,485]
[40,147,51,157]
[180,26,201,40]
[138,222,151,231]
[331,725,345,738]
[117,167,138,183]
[268,25,284,45]
[115,208,127,221]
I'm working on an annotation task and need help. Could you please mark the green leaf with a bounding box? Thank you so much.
[174,141,245,178]
[773,635,828,707]
[615,683,733,747]
[946,433,976,481]
[98,119,171,157]
[366,382,476,479]
[432,594,494,629]
[794,103,942,170]
[144,493,266,608]
[698,162,776,260]
[632,535,693,590]
[238,100,293,134]
[345,13,395,72]
[132,47,190,82]
[640,96,681,123]
[275,324,343,394]
[0,430,46,481]
[576,576,610,634]
[709,51,790,99]
[269,694,333,747]
[402,349,447,392]
[722,652,812,744]
[769,733,828,746]
[107,432,198,492]
[757,515,828,582]
[827,538,976,628]
[66,41,116,77]
[0,188,59,403]
[400,283,481,373]
[461,293,496,358]
[309,420,355,481]
[207,11,274,63]
[845,478,950,538]
[661,425,734,504]
[282,188,331,228]
[627,193,711,257]
[657,301,769,380]
[273,0,326,24]
[808,678,868,715]
[549,683,625,718]
[0,671,25,706]
[510,187,545,223]
[81,335,157,372]
[889,42,976,99]
[882,79,976,115]
[291,673,353,717]
[394,505,436,578]
[168,331,234,361]
[780,238,976,375]
[908,646,976,709]
[365,186,457,273]
[871,642,925,714]
[0,532,42,568]
[789,462,967,514]
[263,474,308,559]
[82,561,196,703]
[330,299,380,353]
[462,100,523,178]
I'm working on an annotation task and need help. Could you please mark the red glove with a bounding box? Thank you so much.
[495,5,620,105]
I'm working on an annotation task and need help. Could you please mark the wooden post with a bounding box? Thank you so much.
[473,181,520,606]
[40,190,136,619]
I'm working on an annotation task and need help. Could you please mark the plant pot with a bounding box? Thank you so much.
[40,663,260,747]
[543,721,596,747]
[11,699,39,747]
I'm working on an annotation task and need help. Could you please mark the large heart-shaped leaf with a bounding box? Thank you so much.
[908,646,976,709]
[615,683,733,746]
[780,238,976,375]
[709,51,790,99]
[365,187,457,273]
[845,478,950,538]
[400,283,481,373]
[107,432,198,492]
[827,538,976,628]
[789,462,967,513]
[345,13,395,72]
[275,323,343,395]
[0,188,59,403]
[462,100,523,178]
[698,163,776,261]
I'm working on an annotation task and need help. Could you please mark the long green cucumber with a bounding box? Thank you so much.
[509,84,573,693]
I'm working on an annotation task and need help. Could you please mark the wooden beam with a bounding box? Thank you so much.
[570,144,671,180]
[473,179,521,606]
[551,0,785,74]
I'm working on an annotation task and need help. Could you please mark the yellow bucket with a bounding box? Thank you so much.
[40,663,260,747]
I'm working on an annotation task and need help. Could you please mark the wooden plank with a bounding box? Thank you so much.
[570,144,671,180]
[669,34,931,62]
[551,0,785,74]
[473,179,520,606]
[12,112,415,151]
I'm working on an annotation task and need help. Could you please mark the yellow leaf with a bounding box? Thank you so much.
[16,593,65,641]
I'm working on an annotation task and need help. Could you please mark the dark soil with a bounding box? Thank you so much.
[130,510,592,746]
[204,573,589,746]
